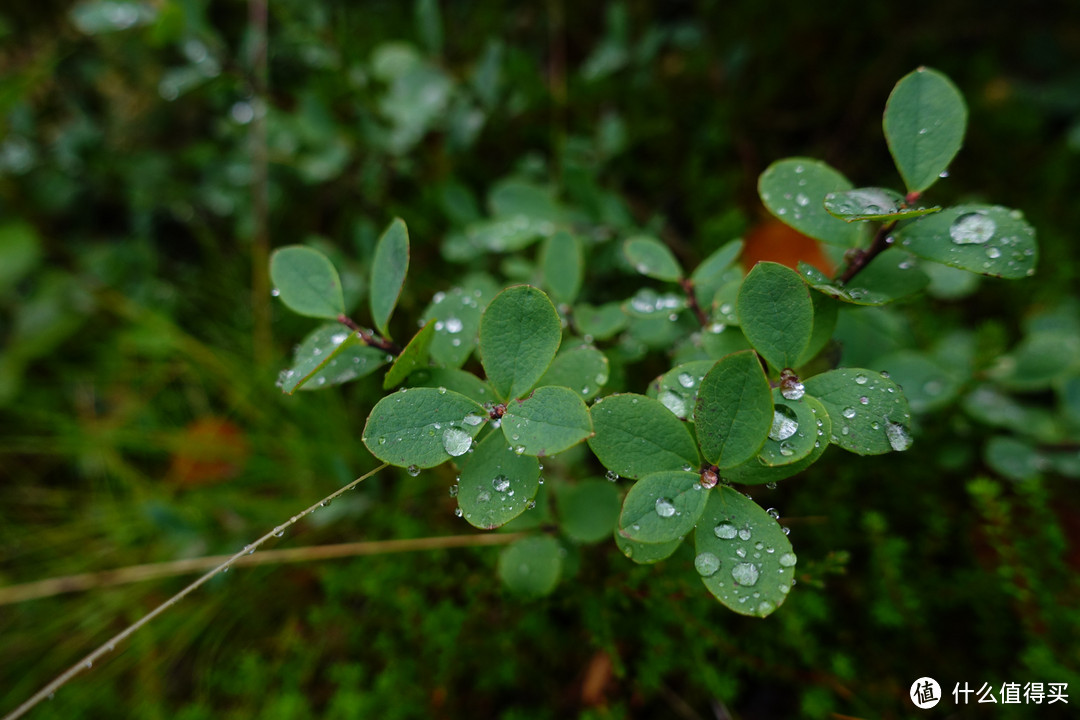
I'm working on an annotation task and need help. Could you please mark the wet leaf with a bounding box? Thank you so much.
[758,389,820,466]
[479,285,562,400]
[615,531,683,564]
[278,324,388,394]
[588,394,700,480]
[624,235,682,281]
[362,387,487,468]
[370,218,410,338]
[803,368,912,455]
[270,245,345,319]
[537,345,610,401]
[693,487,797,617]
[419,286,487,368]
[884,67,967,193]
[758,158,862,247]
[647,360,714,422]
[695,351,773,468]
[383,320,435,389]
[501,386,593,457]
[618,471,707,544]
[796,292,838,366]
[407,367,498,405]
[798,252,929,306]
[892,205,1037,279]
[572,302,627,340]
[457,430,540,529]
[737,262,813,370]
[720,395,832,485]
[497,535,563,598]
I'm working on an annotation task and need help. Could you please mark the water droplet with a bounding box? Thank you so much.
[859,396,869,405]
[514,445,526,455]
[795,192,809,207]
[778,552,797,567]
[406,465,421,477]
[781,381,805,400]
[738,527,752,541]
[769,407,799,441]
[714,522,738,539]
[477,491,491,503]
[766,507,780,520]
[442,428,473,457]
[492,475,510,493]
[842,407,856,419]
[274,530,284,537]
[986,246,1002,259]
[677,372,695,388]
[378,437,387,445]
[735,547,747,558]
[757,600,775,615]
[444,317,463,333]
[782,527,791,536]
[658,390,687,417]
[605,470,620,482]
[655,497,677,518]
[778,441,795,456]
[695,552,721,577]
[950,212,996,245]
[270,287,281,297]
[463,413,484,426]
[885,421,912,451]
[731,562,759,586]
[454,507,463,517]
[449,484,459,497]
[854,374,868,385]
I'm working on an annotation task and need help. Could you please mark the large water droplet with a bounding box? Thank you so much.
[442,428,473,457]
[778,552,798,567]
[769,407,799,441]
[406,465,421,477]
[605,470,620,482]
[855,373,868,385]
[885,421,912,451]
[738,527,752,541]
[714,522,738,539]
[695,552,721,577]
[731,562,759,586]
[655,497,677,518]
[463,413,485,426]
[658,390,687,417]
[781,381,805,400]
[950,212,996,245]
[842,407,856,419]
[677,372,696,388]
[492,475,511,493]
[444,317,463,334]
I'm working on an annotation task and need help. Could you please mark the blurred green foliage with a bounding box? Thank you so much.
[2,1,1079,718]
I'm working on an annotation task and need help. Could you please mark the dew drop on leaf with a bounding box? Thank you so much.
[654,497,677,518]
[714,522,738,539]
[695,552,721,577]
[949,212,996,245]
[406,465,421,477]
[731,562,759,586]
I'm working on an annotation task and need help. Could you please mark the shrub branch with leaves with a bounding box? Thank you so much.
[268,67,1038,618]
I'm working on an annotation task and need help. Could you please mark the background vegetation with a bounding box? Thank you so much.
[2,1,1079,718]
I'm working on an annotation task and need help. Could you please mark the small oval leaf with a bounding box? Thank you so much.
[540,231,584,305]
[758,390,819,466]
[420,286,487,368]
[623,235,683,281]
[557,480,622,544]
[647,360,715,422]
[615,531,684,564]
[370,218,410,338]
[884,67,967,193]
[408,367,498,405]
[693,487,797,617]
[497,535,563,598]
[270,246,345,319]
[892,205,1037,279]
[537,345,610,401]
[480,285,562,400]
[362,387,487,468]
[737,262,814,370]
[618,471,708,544]
[501,385,594,457]
[695,351,773,468]
[383,321,436,389]
[803,368,912,455]
[588,394,700,480]
[758,159,862,247]
[572,302,628,340]
[278,324,387,394]
[457,430,540,529]
[721,395,832,485]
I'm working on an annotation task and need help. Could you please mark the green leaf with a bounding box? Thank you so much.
[702,325,752,359]
[987,331,1080,391]
[501,386,593,457]
[362,387,487,468]
[803,369,912,455]
[615,532,683,564]
[758,389,820,466]
[618,471,708,544]
[573,302,627,340]
[623,235,682,281]
[798,253,929,306]
[270,245,345,319]
[420,286,486,368]
[488,179,564,221]
[537,346,610,401]
[497,535,563,598]
[872,350,959,413]
[720,395,832,485]
[648,360,715,421]
[457,430,540,529]
[796,292,838,366]
[984,436,1043,482]
[709,280,741,327]
[625,288,686,318]
[695,351,773,468]
[884,67,967,193]
[383,321,435,389]
[479,285,562,400]
[540,231,584,305]
[369,218,410,338]
[892,205,1037,279]
[588,394,700,480]
[823,187,941,223]
[277,324,388,394]
[557,480,622,544]
[693,487,797,617]
[691,239,744,300]
[758,159,862,247]
[407,367,498,405]
[737,262,814,370]
[0,222,42,294]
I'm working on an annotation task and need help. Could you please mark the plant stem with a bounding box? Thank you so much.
[679,278,710,328]
[1,464,389,720]
[336,315,402,355]
[835,220,898,285]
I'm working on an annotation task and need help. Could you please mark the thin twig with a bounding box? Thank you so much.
[337,315,401,355]
[679,278,710,328]
[835,220,897,285]
[1,464,390,720]
[0,533,528,606]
